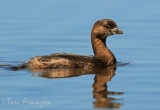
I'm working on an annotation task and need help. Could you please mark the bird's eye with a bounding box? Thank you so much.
[106,25,110,29]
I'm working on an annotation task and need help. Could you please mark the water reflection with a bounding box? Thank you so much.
[92,67,124,109]
[30,66,124,109]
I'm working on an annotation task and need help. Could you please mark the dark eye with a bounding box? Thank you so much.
[106,25,110,29]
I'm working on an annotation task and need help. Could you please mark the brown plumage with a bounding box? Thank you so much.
[15,19,123,69]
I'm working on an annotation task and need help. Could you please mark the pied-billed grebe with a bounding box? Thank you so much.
[16,19,123,69]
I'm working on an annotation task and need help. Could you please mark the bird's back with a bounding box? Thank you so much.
[27,53,94,69]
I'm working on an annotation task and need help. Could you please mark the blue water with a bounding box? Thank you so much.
[1,0,160,110]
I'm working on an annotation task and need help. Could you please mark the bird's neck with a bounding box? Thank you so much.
[91,35,116,63]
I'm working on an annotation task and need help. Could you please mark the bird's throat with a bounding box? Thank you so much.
[91,36,116,63]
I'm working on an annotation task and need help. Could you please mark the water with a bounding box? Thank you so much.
[0,0,160,110]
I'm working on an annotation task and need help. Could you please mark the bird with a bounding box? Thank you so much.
[14,19,123,70]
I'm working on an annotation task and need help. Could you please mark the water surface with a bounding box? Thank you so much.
[0,0,160,110]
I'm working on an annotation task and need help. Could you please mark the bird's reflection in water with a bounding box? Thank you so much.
[30,66,124,109]
[92,67,124,109]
